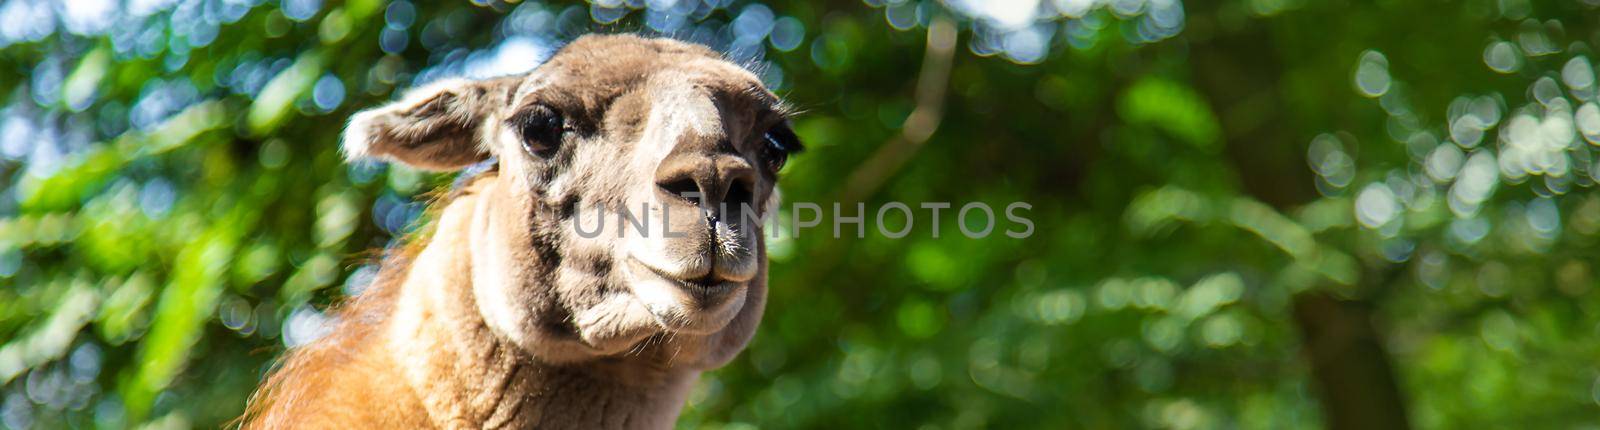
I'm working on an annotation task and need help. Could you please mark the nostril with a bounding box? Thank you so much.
[658,177,702,205]
[725,179,754,215]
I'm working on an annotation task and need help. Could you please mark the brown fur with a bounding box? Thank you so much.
[241,35,800,429]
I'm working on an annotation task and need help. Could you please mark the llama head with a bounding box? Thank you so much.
[343,35,800,367]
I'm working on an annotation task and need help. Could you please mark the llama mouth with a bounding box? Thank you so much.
[622,255,747,334]
[684,272,720,289]
[627,256,739,300]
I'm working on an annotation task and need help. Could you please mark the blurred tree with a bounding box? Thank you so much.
[2,0,1599,429]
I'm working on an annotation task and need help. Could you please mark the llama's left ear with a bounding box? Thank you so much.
[342,76,520,171]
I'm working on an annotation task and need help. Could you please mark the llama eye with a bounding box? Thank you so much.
[762,134,789,172]
[515,105,564,157]
[762,125,803,173]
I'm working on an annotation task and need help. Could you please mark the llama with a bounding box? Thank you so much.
[241,35,803,429]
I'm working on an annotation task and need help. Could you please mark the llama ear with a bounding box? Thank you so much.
[342,77,520,171]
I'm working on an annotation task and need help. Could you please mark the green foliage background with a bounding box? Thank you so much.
[3,0,1600,428]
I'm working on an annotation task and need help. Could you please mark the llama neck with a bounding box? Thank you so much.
[381,179,697,428]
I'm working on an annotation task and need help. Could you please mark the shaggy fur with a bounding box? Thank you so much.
[241,35,799,429]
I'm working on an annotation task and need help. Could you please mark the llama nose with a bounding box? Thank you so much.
[654,154,756,219]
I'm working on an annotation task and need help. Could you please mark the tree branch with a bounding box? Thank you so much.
[838,16,958,204]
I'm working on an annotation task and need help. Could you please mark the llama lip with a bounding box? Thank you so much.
[627,256,739,298]
[623,255,747,334]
